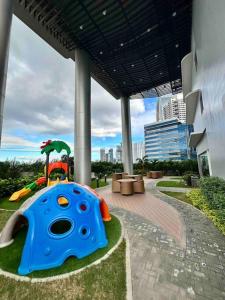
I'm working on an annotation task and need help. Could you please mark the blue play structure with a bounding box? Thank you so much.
[17,183,108,275]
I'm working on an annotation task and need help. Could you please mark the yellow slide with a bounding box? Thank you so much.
[9,188,31,202]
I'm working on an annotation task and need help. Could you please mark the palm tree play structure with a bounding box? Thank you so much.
[9,140,71,201]
[1,140,111,275]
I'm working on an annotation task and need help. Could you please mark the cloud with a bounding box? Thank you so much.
[1,135,39,148]
[130,99,156,139]
[2,15,157,155]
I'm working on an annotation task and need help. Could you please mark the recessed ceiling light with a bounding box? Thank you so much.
[175,44,179,48]
[131,64,135,67]
[160,72,163,75]
[172,12,177,17]
[99,51,103,55]
[154,54,158,58]
[120,43,124,47]
[147,28,151,32]
[79,25,84,30]
[102,9,107,16]
[113,69,116,72]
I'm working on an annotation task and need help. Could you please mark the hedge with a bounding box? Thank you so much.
[0,176,43,198]
[187,177,225,235]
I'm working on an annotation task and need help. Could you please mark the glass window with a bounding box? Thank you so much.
[199,151,210,176]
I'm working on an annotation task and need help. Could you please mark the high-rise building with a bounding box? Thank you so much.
[144,118,196,161]
[116,144,122,163]
[157,94,186,123]
[100,148,106,161]
[108,148,114,163]
[132,142,145,162]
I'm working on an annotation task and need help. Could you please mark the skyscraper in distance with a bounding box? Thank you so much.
[108,148,114,163]
[116,144,122,163]
[100,148,106,161]
[157,93,186,123]
[132,142,145,162]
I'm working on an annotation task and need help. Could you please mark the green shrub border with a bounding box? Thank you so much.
[187,177,225,235]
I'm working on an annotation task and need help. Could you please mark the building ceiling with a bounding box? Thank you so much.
[14,0,192,99]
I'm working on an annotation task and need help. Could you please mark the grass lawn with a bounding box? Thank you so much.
[0,240,126,300]
[161,191,193,205]
[0,210,126,299]
[0,213,121,278]
[156,180,188,188]
[91,179,108,189]
[0,191,36,210]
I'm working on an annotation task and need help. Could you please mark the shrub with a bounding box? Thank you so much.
[183,172,193,186]
[187,189,205,208]
[187,187,225,235]
[0,176,42,198]
[200,177,225,210]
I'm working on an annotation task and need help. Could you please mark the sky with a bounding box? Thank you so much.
[0,16,157,162]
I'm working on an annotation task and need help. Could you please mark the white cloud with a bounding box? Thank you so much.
[2,16,157,153]
[1,135,39,148]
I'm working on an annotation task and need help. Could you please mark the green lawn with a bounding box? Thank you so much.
[156,180,188,188]
[0,214,121,277]
[91,179,108,189]
[0,210,125,300]
[0,240,126,300]
[161,191,192,205]
[0,191,36,210]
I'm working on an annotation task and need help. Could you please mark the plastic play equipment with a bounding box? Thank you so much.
[41,140,71,187]
[8,140,111,221]
[0,183,109,275]
[9,140,71,202]
[9,177,46,202]
[2,139,112,275]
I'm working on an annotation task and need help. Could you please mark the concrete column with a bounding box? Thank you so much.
[74,49,91,185]
[0,0,13,146]
[121,96,133,174]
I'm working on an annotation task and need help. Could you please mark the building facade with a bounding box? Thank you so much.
[132,142,145,162]
[108,148,114,163]
[182,0,225,178]
[116,144,122,163]
[100,148,106,162]
[157,94,186,123]
[144,118,195,161]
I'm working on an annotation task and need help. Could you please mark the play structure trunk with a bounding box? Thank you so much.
[45,153,49,186]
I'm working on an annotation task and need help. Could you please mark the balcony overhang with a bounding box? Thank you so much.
[181,52,193,98]
[13,0,192,99]
[189,131,204,148]
[185,89,201,124]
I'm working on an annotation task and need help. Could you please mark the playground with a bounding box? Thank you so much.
[1,142,225,299]
[0,140,125,299]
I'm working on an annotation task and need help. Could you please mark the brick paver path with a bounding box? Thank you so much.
[98,180,225,300]
[99,179,185,247]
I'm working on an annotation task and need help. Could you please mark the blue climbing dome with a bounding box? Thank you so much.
[16,183,108,275]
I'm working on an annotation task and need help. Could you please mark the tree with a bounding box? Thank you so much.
[136,156,149,175]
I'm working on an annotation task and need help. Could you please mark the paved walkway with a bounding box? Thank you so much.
[99,179,185,247]
[98,180,225,300]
